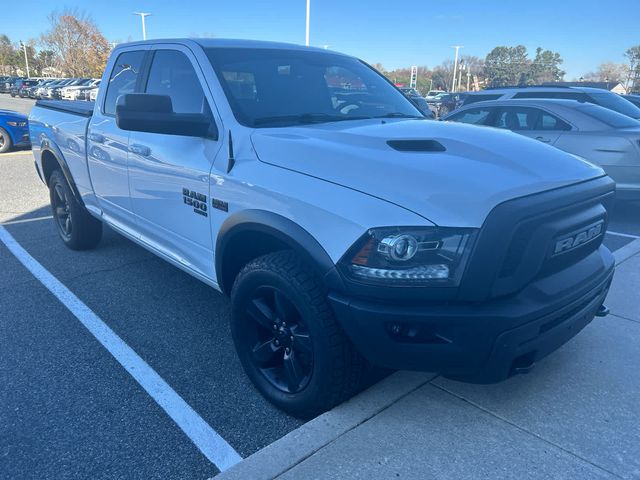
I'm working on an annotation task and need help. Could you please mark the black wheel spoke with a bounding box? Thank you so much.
[252,338,278,365]
[243,284,314,394]
[292,330,312,356]
[283,350,303,392]
[247,298,276,329]
[274,290,297,323]
[54,184,65,204]
[65,216,72,234]
[55,206,66,218]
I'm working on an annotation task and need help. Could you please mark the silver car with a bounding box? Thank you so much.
[441,98,640,198]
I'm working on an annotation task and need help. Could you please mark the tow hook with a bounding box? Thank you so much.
[595,304,610,317]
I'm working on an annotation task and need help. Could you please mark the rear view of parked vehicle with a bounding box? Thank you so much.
[442,98,640,198]
[0,77,21,94]
[16,79,40,98]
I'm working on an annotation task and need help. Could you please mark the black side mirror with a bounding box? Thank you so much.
[116,93,217,139]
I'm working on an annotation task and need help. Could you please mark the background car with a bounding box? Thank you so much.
[42,78,75,99]
[442,98,640,198]
[37,78,65,99]
[461,85,640,119]
[0,109,30,153]
[89,87,99,101]
[399,87,434,117]
[29,79,55,99]
[60,78,96,100]
[429,92,468,117]
[0,77,21,94]
[16,79,40,98]
[623,94,640,109]
[425,89,446,100]
[63,79,100,100]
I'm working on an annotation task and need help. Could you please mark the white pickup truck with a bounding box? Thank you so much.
[29,39,615,417]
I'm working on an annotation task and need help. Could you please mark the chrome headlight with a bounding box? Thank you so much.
[341,227,477,286]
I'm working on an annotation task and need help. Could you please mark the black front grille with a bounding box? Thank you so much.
[457,176,616,302]
[498,212,606,281]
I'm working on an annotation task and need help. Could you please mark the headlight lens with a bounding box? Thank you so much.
[341,227,477,286]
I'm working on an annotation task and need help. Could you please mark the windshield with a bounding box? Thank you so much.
[577,103,640,128]
[205,47,422,127]
[587,92,640,119]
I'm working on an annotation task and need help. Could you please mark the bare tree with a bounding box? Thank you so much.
[624,46,640,92]
[0,34,17,75]
[582,62,629,82]
[41,9,110,77]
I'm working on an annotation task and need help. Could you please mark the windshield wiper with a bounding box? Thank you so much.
[252,113,369,127]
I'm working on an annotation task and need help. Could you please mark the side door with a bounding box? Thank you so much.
[127,45,223,280]
[491,106,568,144]
[87,47,148,230]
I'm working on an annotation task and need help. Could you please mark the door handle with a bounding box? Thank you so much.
[129,144,151,156]
[88,132,105,143]
[535,136,551,143]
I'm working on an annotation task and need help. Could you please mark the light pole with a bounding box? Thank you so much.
[133,12,151,40]
[450,45,463,93]
[305,0,310,46]
[19,41,30,78]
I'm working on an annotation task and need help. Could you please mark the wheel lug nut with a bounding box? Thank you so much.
[273,324,277,330]
[290,336,294,341]
[274,339,280,346]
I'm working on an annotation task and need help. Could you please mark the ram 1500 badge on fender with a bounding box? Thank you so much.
[29,39,615,418]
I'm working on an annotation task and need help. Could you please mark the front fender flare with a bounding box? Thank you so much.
[215,210,344,295]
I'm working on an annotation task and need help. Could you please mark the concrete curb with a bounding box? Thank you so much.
[216,371,436,480]
[614,238,640,266]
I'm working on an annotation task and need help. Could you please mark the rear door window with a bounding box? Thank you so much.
[103,50,145,115]
[493,106,541,131]
[144,49,209,114]
[448,107,493,125]
[537,112,572,131]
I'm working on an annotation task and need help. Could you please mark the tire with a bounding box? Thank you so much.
[49,169,102,250]
[231,250,366,418]
[0,128,12,153]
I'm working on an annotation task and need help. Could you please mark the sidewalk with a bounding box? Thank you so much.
[219,240,640,480]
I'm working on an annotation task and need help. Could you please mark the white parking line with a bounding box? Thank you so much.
[0,225,242,472]
[607,230,640,240]
[0,150,32,156]
[1,215,53,225]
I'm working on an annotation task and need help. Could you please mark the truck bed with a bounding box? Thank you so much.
[35,100,94,117]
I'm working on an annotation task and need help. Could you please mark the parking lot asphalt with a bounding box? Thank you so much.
[0,150,307,478]
[0,95,35,115]
[1,95,639,479]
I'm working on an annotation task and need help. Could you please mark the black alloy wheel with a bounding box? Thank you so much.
[244,286,313,394]
[52,181,73,241]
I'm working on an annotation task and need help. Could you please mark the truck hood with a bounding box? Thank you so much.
[250,119,605,227]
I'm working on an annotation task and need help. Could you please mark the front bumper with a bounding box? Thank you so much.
[329,246,614,383]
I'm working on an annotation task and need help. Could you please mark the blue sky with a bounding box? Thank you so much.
[2,0,638,79]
